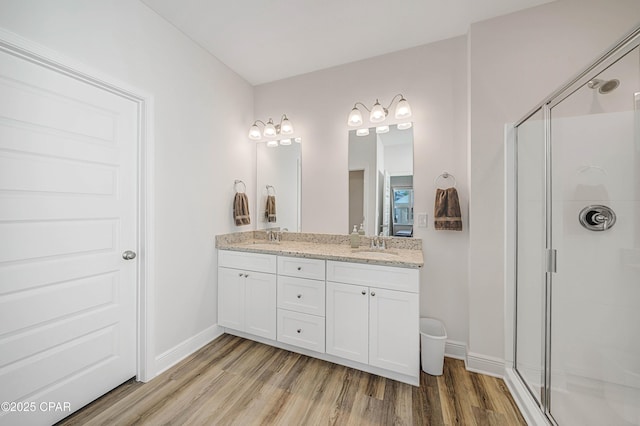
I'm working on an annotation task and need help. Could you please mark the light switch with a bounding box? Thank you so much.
[417,213,427,228]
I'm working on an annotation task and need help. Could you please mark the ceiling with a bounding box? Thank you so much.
[141,0,554,85]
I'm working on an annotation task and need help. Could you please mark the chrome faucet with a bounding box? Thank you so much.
[370,233,386,250]
[267,228,287,243]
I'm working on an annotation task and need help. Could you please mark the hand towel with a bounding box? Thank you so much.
[434,187,462,231]
[233,192,251,226]
[265,195,277,223]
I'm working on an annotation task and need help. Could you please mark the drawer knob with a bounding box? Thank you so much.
[238,273,243,277]
[297,266,302,271]
[297,294,302,299]
[361,290,366,295]
[297,328,302,333]
[371,291,376,296]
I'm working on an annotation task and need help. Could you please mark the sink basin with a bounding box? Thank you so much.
[245,241,280,248]
[352,249,399,257]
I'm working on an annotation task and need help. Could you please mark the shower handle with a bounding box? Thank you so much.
[578,205,616,231]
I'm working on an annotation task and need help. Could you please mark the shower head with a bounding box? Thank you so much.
[587,78,620,94]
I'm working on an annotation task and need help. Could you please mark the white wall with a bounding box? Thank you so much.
[0,0,254,365]
[255,37,470,347]
[468,0,640,361]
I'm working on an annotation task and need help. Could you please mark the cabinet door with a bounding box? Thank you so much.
[326,281,369,364]
[369,288,419,376]
[218,267,245,331]
[245,271,277,340]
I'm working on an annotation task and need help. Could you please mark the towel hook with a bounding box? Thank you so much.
[234,179,246,193]
[434,172,457,188]
[266,185,276,195]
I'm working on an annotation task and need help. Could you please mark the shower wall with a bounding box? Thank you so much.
[551,113,637,376]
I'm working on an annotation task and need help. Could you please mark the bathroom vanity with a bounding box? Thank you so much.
[216,231,423,386]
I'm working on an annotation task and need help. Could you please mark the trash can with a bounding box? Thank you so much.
[420,317,447,375]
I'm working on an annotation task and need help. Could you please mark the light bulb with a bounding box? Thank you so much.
[280,138,291,145]
[375,125,389,134]
[394,98,412,119]
[248,124,262,140]
[397,122,412,130]
[370,99,386,123]
[348,107,363,127]
[356,128,370,136]
[280,116,293,135]
[266,140,278,148]
[263,119,277,138]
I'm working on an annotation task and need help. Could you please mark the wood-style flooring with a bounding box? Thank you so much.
[57,334,526,425]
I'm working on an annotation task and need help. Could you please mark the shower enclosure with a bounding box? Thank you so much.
[507,27,640,425]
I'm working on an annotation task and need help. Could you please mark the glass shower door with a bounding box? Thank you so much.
[515,108,546,407]
[548,46,640,425]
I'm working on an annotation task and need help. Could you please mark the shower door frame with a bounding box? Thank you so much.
[505,26,640,426]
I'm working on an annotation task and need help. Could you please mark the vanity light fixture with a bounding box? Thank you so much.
[397,122,413,130]
[347,94,412,127]
[266,140,279,148]
[356,128,370,136]
[375,125,389,134]
[279,138,292,146]
[248,114,294,141]
[294,137,302,143]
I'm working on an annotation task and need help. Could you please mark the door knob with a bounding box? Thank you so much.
[122,250,137,260]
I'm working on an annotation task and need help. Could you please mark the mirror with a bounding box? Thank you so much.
[348,124,414,236]
[256,141,301,232]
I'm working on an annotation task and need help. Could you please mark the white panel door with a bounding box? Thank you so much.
[245,271,277,339]
[369,288,419,376]
[0,49,138,425]
[325,281,369,364]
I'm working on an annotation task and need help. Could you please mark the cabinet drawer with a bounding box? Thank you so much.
[278,256,325,280]
[277,309,325,353]
[218,250,277,274]
[277,276,326,316]
[326,261,419,293]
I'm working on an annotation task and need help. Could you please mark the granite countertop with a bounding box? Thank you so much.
[216,231,424,269]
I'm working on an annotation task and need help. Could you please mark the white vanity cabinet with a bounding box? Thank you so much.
[217,251,277,340]
[326,261,420,379]
[216,246,422,386]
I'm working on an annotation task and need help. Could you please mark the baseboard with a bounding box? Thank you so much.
[466,352,505,378]
[154,324,224,376]
[444,340,467,360]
